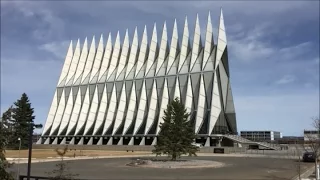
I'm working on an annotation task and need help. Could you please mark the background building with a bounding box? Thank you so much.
[276,136,304,144]
[240,131,282,142]
[38,10,237,146]
[304,130,320,142]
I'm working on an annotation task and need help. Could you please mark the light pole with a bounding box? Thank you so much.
[26,123,42,180]
[17,137,21,180]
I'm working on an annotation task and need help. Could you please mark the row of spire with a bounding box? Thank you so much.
[58,9,226,88]
[66,9,224,53]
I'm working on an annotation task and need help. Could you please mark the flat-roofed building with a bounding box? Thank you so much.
[304,130,320,142]
[240,131,282,142]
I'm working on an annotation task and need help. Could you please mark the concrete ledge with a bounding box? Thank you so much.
[292,165,315,180]
[33,144,247,153]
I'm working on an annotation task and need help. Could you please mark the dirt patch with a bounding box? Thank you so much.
[127,158,226,169]
[5,149,150,158]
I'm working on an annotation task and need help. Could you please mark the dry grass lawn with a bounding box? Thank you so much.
[5,149,151,158]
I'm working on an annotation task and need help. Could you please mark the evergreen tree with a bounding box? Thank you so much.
[153,97,198,161]
[0,113,14,180]
[10,93,35,149]
[1,107,14,148]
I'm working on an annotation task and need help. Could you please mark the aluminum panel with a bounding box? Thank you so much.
[204,47,215,71]
[146,60,156,78]
[225,83,235,113]
[73,38,88,85]
[66,89,82,135]
[84,86,99,135]
[178,17,189,72]
[126,28,139,78]
[185,75,193,114]
[195,76,206,133]
[156,22,168,74]
[202,12,213,70]
[116,30,130,79]
[42,90,58,135]
[174,77,181,100]
[107,32,121,80]
[215,9,227,69]
[81,37,96,84]
[123,84,136,135]
[98,33,112,82]
[102,84,117,134]
[145,80,157,134]
[74,88,90,135]
[179,51,191,74]
[209,73,221,134]
[93,84,108,135]
[167,19,178,74]
[89,35,104,82]
[57,90,74,135]
[156,78,168,135]
[57,41,73,86]
[135,26,148,76]
[190,14,201,71]
[145,23,158,75]
[167,54,179,75]
[112,83,127,135]
[65,39,81,86]
[134,81,147,135]
[219,62,229,109]
[49,90,66,135]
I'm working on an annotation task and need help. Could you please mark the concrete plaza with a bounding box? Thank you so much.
[16,156,313,180]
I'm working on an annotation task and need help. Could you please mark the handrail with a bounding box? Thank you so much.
[19,175,87,180]
[19,175,51,180]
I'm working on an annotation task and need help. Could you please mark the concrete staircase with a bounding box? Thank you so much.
[223,134,281,150]
[254,141,282,150]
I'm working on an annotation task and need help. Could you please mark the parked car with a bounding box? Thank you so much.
[303,152,316,162]
[192,143,203,148]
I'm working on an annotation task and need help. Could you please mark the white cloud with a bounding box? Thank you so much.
[125,1,316,18]
[275,75,296,85]
[2,1,65,41]
[228,21,314,63]
[38,41,69,58]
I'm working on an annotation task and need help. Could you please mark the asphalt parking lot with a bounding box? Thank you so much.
[17,156,313,180]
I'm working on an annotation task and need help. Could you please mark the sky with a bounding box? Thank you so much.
[1,1,319,136]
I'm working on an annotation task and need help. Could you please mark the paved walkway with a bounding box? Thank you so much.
[8,152,303,164]
[14,156,312,180]
[292,166,317,180]
[301,171,316,180]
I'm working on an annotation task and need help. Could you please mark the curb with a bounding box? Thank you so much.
[292,165,315,180]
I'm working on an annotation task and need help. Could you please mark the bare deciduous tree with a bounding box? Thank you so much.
[46,146,78,180]
[304,116,320,179]
[293,144,303,180]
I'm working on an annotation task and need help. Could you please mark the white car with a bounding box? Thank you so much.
[192,143,203,148]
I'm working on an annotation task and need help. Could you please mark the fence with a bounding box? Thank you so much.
[235,148,306,160]
[19,175,51,180]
